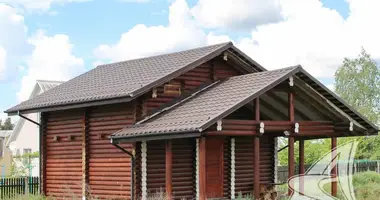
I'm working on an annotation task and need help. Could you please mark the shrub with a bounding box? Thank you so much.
[353,171,380,200]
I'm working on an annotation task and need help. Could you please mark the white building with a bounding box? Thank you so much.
[6,80,63,177]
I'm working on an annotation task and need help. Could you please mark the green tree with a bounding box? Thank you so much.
[1,117,14,130]
[334,48,380,160]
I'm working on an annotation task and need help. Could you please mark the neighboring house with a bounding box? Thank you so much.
[5,42,379,200]
[0,130,12,177]
[6,80,63,177]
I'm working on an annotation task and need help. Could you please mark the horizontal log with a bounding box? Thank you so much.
[89,180,130,186]
[222,119,256,125]
[207,130,256,136]
[89,176,131,181]
[89,162,131,167]
[89,157,131,163]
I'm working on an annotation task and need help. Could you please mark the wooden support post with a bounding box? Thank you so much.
[288,92,295,196]
[331,137,338,197]
[254,137,260,200]
[288,137,295,196]
[299,139,305,195]
[39,112,46,195]
[199,137,207,200]
[253,98,260,200]
[166,140,173,200]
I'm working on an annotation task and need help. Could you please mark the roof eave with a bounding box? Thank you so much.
[110,131,202,143]
[297,68,379,132]
[5,96,134,116]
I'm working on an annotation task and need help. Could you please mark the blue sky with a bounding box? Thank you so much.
[0,0,378,122]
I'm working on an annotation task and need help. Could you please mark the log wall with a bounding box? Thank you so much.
[235,136,275,196]
[88,103,134,199]
[144,60,241,114]
[45,109,84,198]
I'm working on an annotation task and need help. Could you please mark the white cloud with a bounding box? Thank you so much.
[119,0,150,3]
[94,0,208,62]
[92,60,104,67]
[0,3,29,79]
[17,30,85,101]
[235,0,380,78]
[191,0,282,30]
[1,0,90,12]
[206,33,232,45]
[0,47,6,79]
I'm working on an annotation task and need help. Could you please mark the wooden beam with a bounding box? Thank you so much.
[331,137,338,197]
[40,112,46,195]
[299,140,305,195]
[289,92,295,122]
[253,98,260,200]
[267,91,311,120]
[207,130,256,136]
[253,136,260,199]
[255,98,260,121]
[288,136,295,196]
[199,137,207,200]
[165,140,172,199]
[288,92,295,196]
[293,81,345,121]
[260,96,288,120]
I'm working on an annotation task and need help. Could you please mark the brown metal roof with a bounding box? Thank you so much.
[7,42,260,115]
[111,66,301,141]
[111,65,379,142]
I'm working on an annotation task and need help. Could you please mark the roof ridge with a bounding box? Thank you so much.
[227,65,301,80]
[36,80,65,84]
[97,42,232,68]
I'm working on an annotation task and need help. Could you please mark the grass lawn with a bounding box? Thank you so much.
[276,171,380,200]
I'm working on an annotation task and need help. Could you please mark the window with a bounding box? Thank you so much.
[164,81,182,96]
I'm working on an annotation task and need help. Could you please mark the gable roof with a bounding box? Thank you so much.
[111,65,379,142]
[6,80,63,147]
[111,66,299,142]
[5,42,265,115]
[37,80,65,93]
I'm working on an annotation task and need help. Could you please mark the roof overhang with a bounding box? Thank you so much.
[109,66,378,143]
[6,96,134,116]
[5,42,266,116]
[111,131,201,144]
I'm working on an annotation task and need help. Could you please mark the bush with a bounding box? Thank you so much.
[353,171,380,200]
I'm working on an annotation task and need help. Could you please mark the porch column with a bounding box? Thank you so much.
[331,137,337,197]
[231,138,235,199]
[288,91,295,196]
[141,141,147,200]
[253,98,260,200]
[254,137,260,199]
[166,140,173,199]
[199,137,207,200]
[298,139,305,195]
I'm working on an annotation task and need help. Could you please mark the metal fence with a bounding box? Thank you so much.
[277,161,380,183]
[0,177,39,198]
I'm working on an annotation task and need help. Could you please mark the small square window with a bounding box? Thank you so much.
[164,81,182,96]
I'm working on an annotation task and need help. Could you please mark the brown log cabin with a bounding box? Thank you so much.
[5,42,379,200]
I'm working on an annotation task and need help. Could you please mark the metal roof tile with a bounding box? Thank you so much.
[6,42,232,114]
[111,66,301,139]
